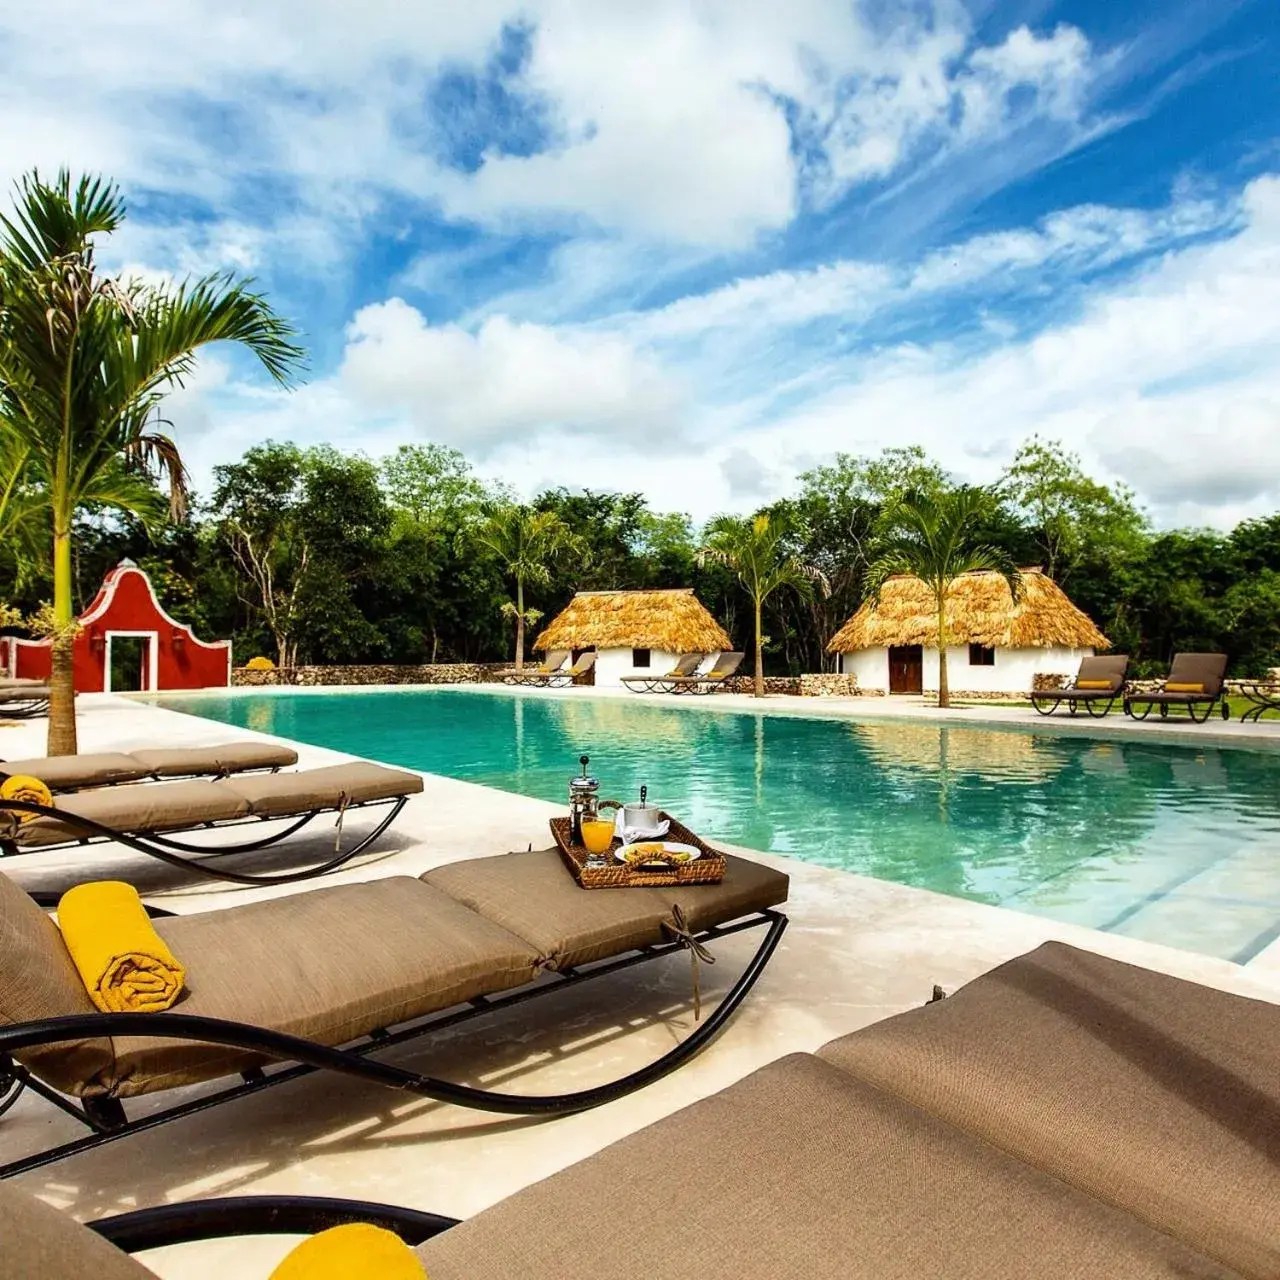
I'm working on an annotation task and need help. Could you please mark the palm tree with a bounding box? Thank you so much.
[477,504,584,669]
[866,488,1020,709]
[0,170,304,754]
[698,510,829,697]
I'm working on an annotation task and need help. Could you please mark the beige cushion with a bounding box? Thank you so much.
[419,1053,1238,1280]
[0,752,149,791]
[0,872,112,1093]
[129,742,299,777]
[224,763,424,819]
[11,780,252,848]
[0,1181,156,1280]
[424,849,788,969]
[0,685,49,702]
[816,941,1280,1279]
[91,877,541,1096]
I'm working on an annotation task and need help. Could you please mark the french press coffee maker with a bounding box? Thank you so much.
[568,755,600,845]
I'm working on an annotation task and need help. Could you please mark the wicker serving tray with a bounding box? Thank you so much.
[550,812,727,889]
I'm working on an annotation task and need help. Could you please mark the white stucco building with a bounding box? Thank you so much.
[534,589,730,690]
[829,569,1109,697]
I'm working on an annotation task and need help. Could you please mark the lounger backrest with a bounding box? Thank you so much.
[570,652,597,675]
[709,652,744,679]
[0,870,114,1091]
[1073,654,1128,690]
[543,650,570,673]
[1166,652,1228,695]
[671,653,704,677]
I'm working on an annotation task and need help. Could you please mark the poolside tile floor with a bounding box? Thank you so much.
[2,692,1279,1277]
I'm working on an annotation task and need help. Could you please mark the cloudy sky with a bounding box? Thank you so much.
[2,0,1277,527]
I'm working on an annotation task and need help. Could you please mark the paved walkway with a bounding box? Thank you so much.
[2,694,1278,1277]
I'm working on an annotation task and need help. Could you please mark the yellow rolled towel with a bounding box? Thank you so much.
[0,773,53,821]
[269,1223,428,1279]
[57,881,186,1014]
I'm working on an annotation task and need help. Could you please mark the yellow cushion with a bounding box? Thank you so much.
[1165,682,1205,693]
[1074,680,1113,690]
[0,774,53,821]
[270,1223,428,1279]
[57,881,186,1013]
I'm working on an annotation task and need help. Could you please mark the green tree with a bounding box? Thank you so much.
[477,504,585,668]
[0,170,302,753]
[867,488,1020,708]
[380,443,495,527]
[698,509,829,697]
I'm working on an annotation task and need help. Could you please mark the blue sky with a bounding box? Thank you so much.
[1,0,1278,525]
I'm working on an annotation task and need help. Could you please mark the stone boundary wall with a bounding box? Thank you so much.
[233,663,508,687]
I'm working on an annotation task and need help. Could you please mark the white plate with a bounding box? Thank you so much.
[615,841,701,866]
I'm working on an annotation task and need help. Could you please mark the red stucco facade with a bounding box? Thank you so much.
[3,562,231,693]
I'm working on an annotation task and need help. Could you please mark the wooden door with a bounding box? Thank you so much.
[888,645,923,694]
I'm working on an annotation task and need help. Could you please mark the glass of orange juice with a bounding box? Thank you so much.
[581,818,616,863]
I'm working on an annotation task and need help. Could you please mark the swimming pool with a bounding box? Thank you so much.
[156,687,1280,964]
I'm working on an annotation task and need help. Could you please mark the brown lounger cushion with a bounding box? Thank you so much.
[224,762,423,819]
[80,878,542,1096]
[0,1181,154,1280]
[418,1053,1238,1280]
[129,742,299,777]
[815,941,1280,1278]
[11,780,253,848]
[0,685,50,701]
[424,848,788,969]
[0,872,114,1092]
[0,752,149,790]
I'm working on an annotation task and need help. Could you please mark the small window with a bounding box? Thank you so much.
[632,648,652,668]
[968,644,995,667]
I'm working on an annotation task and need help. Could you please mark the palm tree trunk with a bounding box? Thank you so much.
[753,596,764,697]
[515,576,525,669]
[936,593,950,710]
[46,519,78,756]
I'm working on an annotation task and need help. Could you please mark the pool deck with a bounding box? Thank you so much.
[3,693,1280,1277]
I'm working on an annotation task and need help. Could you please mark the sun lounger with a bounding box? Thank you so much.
[620,653,704,693]
[530,650,596,688]
[0,762,423,886]
[0,741,299,793]
[1029,653,1129,717]
[499,649,570,686]
[0,682,50,719]
[0,847,789,1177]
[5,940,1274,1277]
[665,650,744,694]
[1124,652,1230,723]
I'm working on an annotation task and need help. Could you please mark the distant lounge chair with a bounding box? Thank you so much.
[0,848,788,1177]
[499,650,570,686]
[534,651,597,688]
[1029,655,1129,718]
[1124,652,1230,724]
[666,651,744,695]
[0,679,49,719]
[621,653,704,694]
[0,763,424,887]
[9,938,1273,1275]
[0,741,299,793]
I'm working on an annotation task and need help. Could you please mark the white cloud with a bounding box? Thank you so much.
[337,298,683,451]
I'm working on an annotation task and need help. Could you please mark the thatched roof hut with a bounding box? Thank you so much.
[535,589,731,657]
[827,569,1109,653]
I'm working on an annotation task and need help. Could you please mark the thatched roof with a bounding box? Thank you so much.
[827,569,1109,652]
[535,589,732,654]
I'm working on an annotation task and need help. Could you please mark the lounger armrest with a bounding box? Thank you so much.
[88,1195,459,1253]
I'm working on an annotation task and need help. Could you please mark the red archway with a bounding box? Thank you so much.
[2,561,231,693]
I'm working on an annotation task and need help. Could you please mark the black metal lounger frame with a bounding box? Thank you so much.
[1029,686,1123,718]
[1234,681,1280,724]
[0,692,50,719]
[0,793,409,886]
[620,673,685,694]
[1122,690,1230,724]
[0,908,787,1179]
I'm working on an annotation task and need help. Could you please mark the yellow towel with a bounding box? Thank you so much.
[270,1224,428,1279]
[0,773,53,820]
[57,881,186,1014]
[1074,679,1113,690]
[1165,682,1205,693]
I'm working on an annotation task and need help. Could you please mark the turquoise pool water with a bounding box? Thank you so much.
[156,688,1280,963]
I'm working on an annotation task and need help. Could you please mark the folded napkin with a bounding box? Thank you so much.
[57,881,186,1014]
[270,1223,428,1279]
[613,810,670,845]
